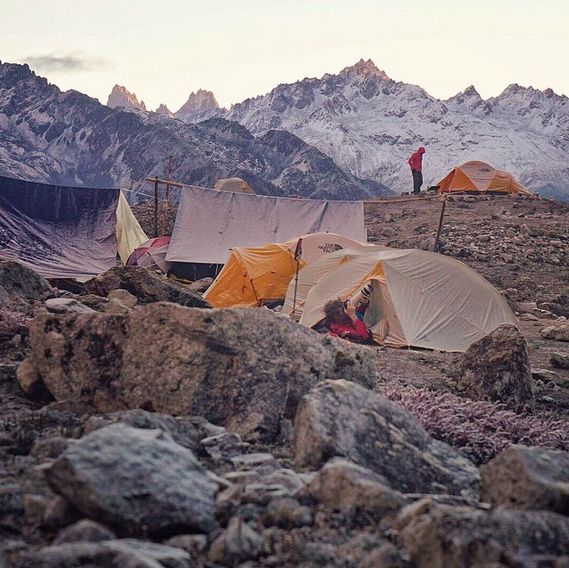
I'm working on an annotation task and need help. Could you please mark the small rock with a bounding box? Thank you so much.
[42,496,81,530]
[307,459,406,521]
[107,288,138,308]
[164,534,208,558]
[24,540,191,568]
[53,519,116,544]
[481,445,569,514]
[23,494,50,524]
[208,516,265,566]
[230,453,280,473]
[551,352,569,369]
[263,497,313,529]
[201,432,249,461]
[15,358,50,398]
[187,277,214,294]
[542,324,569,342]
[361,543,408,568]
[45,298,95,314]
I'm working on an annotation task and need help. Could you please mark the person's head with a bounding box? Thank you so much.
[418,146,426,154]
[323,299,349,324]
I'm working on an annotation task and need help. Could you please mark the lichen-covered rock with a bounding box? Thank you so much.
[294,380,480,498]
[44,424,218,536]
[454,324,534,411]
[22,303,379,442]
[84,265,210,308]
[481,445,569,514]
[397,498,569,568]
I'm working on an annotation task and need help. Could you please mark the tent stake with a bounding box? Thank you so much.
[433,196,447,253]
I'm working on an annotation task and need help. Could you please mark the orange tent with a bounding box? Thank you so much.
[436,161,530,195]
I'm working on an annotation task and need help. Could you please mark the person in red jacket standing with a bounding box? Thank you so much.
[408,146,426,194]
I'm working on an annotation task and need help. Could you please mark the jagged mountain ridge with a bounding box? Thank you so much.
[0,61,391,200]
[107,85,147,112]
[223,59,569,199]
[174,89,220,123]
[107,84,220,123]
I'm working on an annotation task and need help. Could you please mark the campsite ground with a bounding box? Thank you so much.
[2,192,569,566]
[134,193,569,417]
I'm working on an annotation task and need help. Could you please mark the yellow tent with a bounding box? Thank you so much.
[437,161,530,195]
[203,233,371,308]
[214,177,255,194]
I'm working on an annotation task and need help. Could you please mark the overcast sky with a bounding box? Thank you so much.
[1,0,567,111]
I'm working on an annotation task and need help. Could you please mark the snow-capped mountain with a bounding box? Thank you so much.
[107,84,147,112]
[0,62,390,200]
[174,89,220,123]
[225,59,569,200]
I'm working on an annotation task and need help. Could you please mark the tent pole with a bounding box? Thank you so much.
[291,238,303,320]
[154,176,159,237]
[433,196,447,253]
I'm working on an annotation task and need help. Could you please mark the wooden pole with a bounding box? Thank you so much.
[433,196,447,253]
[154,176,159,237]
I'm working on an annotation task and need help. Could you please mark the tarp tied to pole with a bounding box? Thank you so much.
[166,186,366,264]
[0,175,119,279]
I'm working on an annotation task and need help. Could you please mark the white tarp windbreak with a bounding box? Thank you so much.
[165,186,366,264]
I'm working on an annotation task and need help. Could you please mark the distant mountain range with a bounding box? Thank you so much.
[1,57,568,201]
[0,61,390,200]
[109,59,569,201]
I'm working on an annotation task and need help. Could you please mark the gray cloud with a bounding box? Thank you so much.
[26,53,107,73]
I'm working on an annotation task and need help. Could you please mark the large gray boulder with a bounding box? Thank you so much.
[44,424,218,536]
[84,265,210,308]
[397,498,569,568]
[21,303,379,442]
[293,380,480,498]
[481,445,569,514]
[454,324,534,411]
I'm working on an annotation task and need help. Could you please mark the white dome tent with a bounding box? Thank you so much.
[283,246,517,352]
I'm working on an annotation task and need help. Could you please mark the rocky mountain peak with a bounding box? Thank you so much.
[446,85,487,112]
[107,85,147,112]
[174,89,220,123]
[155,103,173,118]
[339,58,390,81]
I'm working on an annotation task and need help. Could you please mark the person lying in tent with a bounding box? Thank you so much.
[323,299,372,344]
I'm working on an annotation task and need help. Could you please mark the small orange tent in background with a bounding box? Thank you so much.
[436,161,530,195]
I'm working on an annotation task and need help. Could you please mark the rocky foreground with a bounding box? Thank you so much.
[1,193,569,567]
